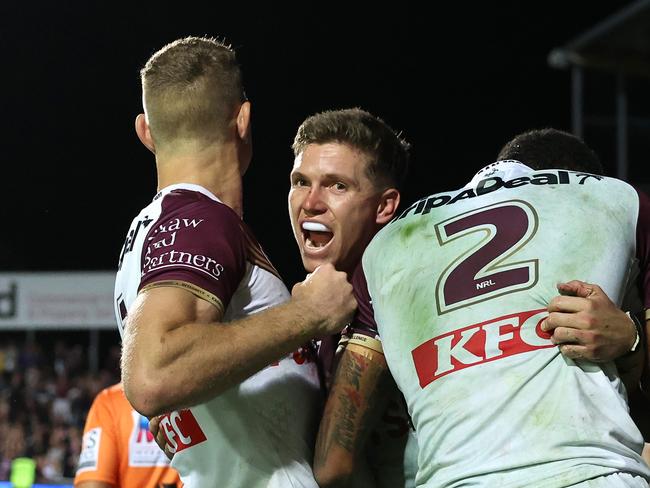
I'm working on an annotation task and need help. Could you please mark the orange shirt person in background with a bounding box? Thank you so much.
[74,383,181,488]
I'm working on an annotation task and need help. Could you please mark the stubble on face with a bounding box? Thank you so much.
[288,143,382,275]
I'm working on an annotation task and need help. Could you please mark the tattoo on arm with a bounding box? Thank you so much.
[315,347,390,467]
[332,354,368,450]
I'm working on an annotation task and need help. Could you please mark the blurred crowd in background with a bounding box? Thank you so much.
[0,337,121,484]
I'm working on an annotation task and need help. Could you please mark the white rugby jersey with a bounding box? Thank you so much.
[352,162,650,488]
[114,183,321,488]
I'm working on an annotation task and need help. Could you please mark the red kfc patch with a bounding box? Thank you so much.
[160,409,207,454]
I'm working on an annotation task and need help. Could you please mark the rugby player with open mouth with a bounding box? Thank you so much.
[289,141,399,277]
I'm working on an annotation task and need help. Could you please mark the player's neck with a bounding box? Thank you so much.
[156,144,245,218]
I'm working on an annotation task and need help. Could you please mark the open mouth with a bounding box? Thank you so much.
[302,221,333,250]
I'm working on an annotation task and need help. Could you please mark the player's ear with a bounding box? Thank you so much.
[376,188,400,224]
[236,100,252,144]
[135,114,156,154]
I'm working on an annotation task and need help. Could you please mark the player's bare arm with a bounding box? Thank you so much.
[314,341,392,488]
[122,263,356,417]
[75,482,114,488]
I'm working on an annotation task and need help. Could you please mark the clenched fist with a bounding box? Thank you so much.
[292,263,357,337]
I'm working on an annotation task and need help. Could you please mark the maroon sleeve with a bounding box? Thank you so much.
[349,261,380,338]
[635,187,650,310]
[139,191,247,309]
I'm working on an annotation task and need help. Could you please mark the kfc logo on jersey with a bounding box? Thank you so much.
[160,409,207,454]
[412,309,553,388]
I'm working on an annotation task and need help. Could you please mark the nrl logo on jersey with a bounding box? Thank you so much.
[411,309,553,388]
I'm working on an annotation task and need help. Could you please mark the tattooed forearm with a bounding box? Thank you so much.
[314,355,364,460]
[344,351,366,390]
[325,349,388,453]
[332,388,358,451]
[314,344,391,483]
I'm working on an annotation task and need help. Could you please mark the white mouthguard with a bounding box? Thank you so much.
[302,222,331,232]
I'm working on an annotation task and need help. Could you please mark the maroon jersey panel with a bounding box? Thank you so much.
[349,261,379,338]
[138,189,246,307]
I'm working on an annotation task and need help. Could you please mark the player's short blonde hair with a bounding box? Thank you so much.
[141,36,246,147]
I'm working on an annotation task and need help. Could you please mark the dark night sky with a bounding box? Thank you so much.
[1,1,646,287]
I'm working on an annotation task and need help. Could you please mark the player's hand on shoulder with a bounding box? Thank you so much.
[542,280,637,362]
[292,263,357,336]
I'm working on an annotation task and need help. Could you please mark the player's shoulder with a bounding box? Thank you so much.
[92,383,139,423]
[161,187,240,221]
[95,383,129,408]
[104,382,125,396]
[150,186,245,242]
[586,174,641,210]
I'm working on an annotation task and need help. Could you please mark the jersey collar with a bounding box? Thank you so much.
[465,160,533,189]
[154,183,223,204]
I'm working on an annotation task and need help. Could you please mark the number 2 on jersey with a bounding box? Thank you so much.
[435,200,539,315]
